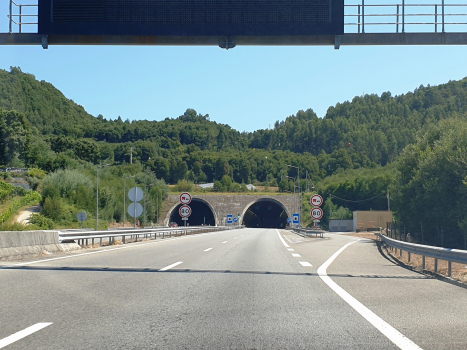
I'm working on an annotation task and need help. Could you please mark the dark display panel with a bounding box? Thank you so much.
[39,0,344,36]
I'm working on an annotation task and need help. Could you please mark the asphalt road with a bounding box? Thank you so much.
[0,228,466,349]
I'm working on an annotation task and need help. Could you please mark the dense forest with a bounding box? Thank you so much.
[1,67,467,248]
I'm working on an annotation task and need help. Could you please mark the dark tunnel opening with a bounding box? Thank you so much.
[242,200,288,228]
[169,199,216,227]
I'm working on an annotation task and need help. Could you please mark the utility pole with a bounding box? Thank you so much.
[387,188,390,211]
[329,194,332,219]
[130,147,133,164]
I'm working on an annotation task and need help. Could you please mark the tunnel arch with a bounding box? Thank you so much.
[241,198,290,229]
[165,198,217,227]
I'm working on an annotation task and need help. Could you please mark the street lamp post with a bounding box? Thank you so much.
[144,183,154,226]
[285,176,296,216]
[123,175,135,227]
[287,165,301,227]
[96,164,111,231]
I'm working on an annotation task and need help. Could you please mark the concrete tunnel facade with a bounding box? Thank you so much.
[163,194,294,228]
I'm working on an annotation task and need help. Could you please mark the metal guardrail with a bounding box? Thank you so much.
[376,233,467,278]
[59,226,242,247]
[293,228,326,238]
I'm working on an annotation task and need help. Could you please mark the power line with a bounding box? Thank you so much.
[330,192,385,204]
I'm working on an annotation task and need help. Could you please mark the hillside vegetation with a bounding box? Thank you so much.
[1,67,467,248]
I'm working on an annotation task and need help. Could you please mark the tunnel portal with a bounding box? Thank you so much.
[242,199,288,229]
[169,199,216,226]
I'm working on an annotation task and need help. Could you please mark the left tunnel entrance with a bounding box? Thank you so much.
[169,199,216,226]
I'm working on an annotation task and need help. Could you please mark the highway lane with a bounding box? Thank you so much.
[0,228,465,349]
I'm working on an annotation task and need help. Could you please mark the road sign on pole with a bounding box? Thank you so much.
[128,202,143,217]
[179,205,192,218]
[293,214,300,224]
[77,211,87,229]
[310,194,323,207]
[311,207,324,220]
[227,214,233,224]
[129,187,144,202]
[180,192,192,204]
[287,218,292,224]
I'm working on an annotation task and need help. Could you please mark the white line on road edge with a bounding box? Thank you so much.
[204,248,213,252]
[158,262,183,271]
[0,323,52,349]
[276,229,290,248]
[317,241,423,350]
[299,261,312,267]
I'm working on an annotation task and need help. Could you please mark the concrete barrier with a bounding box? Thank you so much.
[0,230,80,259]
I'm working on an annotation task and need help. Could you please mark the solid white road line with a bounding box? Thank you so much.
[222,241,228,244]
[287,248,294,251]
[276,229,290,248]
[299,261,313,267]
[204,248,213,252]
[0,323,52,349]
[292,253,302,258]
[317,241,422,350]
[158,261,183,271]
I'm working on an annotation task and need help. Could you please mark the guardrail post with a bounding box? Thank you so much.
[448,261,452,277]
[100,237,102,246]
[123,235,125,244]
[408,251,411,262]
[92,238,95,246]
[422,255,426,269]
[434,258,439,272]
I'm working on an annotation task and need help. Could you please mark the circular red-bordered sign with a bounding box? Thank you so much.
[311,207,323,220]
[180,192,192,205]
[179,205,192,218]
[310,194,323,207]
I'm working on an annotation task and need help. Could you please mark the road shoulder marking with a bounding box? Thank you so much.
[276,229,290,248]
[317,240,422,350]
[0,323,52,349]
[158,261,183,271]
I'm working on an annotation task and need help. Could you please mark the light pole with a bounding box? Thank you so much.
[287,165,301,227]
[96,164,111,231]
[144,183,154,226]
[123,175,135,227]
[285,176,296,216]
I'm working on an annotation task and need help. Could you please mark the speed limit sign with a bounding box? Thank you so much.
[311,207,323,220]
[179,205,192,218]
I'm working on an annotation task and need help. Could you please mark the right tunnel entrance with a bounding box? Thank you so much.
[242,199,289,229]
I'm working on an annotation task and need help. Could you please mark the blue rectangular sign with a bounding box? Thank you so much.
[293,214,300,224]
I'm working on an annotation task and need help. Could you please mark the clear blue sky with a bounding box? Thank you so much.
[1,1,467,132]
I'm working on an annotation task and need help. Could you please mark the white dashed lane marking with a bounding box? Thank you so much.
[204,248,213,252]
[299,261,313,267]
[292,253,302,258]
[222,241,228,244]
[159,262,183,271]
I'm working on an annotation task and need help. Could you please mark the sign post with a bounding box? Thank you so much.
[77,211,87,229]
[179,204,191,231]
[129,186,144,228]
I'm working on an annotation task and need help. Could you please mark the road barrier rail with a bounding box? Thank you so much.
[292,228,326,238]
[59,226,243,247]
[376,233,467,277]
